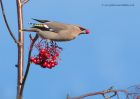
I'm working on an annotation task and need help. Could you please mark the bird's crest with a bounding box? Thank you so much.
[32,18,51,23]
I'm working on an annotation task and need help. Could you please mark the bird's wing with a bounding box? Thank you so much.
[46,22,69,32]
[32,19,72,33]
[30,22,69,33]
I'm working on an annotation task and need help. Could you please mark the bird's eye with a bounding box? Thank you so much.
[79,27,86,31]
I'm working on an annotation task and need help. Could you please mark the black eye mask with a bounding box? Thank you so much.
[79,27,86,31]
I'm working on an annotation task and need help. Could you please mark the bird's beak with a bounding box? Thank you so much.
[79,27,90,34]
[81,29,90,34]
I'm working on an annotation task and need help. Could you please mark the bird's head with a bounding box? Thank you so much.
[79,27,90,35]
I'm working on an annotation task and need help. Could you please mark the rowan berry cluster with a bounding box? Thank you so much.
[30,41,62,69]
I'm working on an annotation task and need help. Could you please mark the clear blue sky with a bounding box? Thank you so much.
[0,0,140,99]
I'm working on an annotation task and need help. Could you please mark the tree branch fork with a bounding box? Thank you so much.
[0,0,29,47]
[67,88,129,99]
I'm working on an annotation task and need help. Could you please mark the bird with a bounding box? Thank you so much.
[23,18,90,42]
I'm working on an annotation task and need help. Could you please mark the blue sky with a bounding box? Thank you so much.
[0,0,140,99]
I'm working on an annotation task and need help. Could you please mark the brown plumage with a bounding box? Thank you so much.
[23,19,90,41]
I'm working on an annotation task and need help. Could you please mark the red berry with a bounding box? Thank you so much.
[54,61,58,65]
[40,49,46,54]
[51,63,55,67]
[44,53,51,58]
[41,62,48,68]
[30,57,35,62]
[50,60,54,63]
[52,56,57,60]
[46,64,52,69]
[33,59,37,64]
[36,58,41,64]
[38,56,43,60]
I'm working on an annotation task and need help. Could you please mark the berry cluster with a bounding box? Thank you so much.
[30,41,62,69]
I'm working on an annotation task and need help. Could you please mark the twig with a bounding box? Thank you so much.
[0,0,18,44]
[22,0,29,5]
[102,93,109,99]
[116,92,120,99]
[108,92,117,98]
[67,89,128,99]
[20,34,38,96]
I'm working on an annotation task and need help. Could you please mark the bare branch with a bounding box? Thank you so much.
[22,0,29,5]
[16,0,24,98]
[67,89,128,99]
[20,34,38,96]
[108,91,117,98]
[0,0,18,44]
[116,92,120,99]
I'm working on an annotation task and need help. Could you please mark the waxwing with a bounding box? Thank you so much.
[23,18,90,41]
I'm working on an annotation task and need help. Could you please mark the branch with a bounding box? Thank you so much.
[22,0,29,5]
[115,92,120,99]
[67,89,128,99]
[16,0,24,99]
[0,0,18,44]
[20,34,38,96]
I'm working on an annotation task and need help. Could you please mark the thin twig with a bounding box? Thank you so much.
[0,0,18,44]
[102,94,109,99]
[68,89,128,99]
[20,34,38,96]
[109,92,117,98]
[116,92,120,99]
[22,0,29,5]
